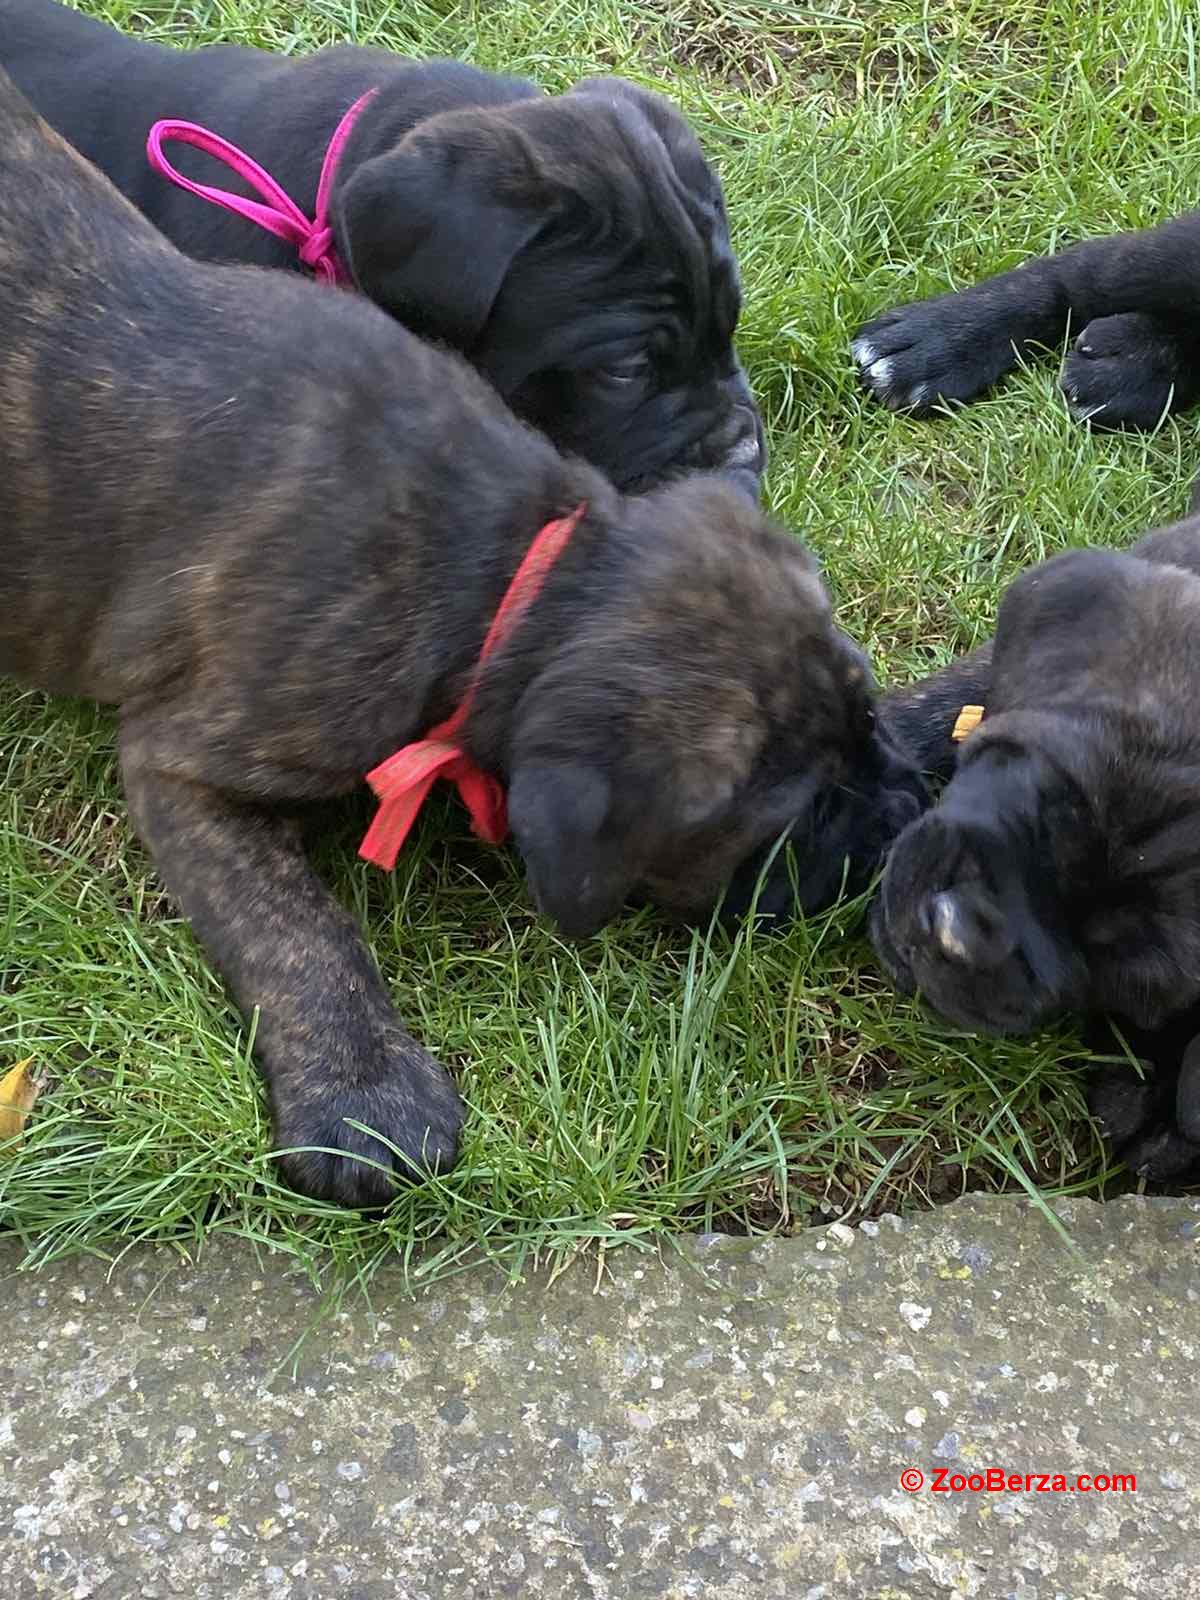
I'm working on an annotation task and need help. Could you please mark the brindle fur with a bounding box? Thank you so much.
[0,69,881,1207]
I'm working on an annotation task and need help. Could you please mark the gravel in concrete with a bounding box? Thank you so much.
[2,1194,1199,1599]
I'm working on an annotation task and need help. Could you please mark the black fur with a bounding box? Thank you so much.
[876,521,1200,1180]
[853,210,1200,430]
[0,0,764,493]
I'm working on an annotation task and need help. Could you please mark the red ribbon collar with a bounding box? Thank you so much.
[358,505,587,870]
[146,89,378,285]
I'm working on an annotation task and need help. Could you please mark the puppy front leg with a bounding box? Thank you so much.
[853,229,1082,415]
[118,736,464,1208]
[855,211,1200,426]
[1050,215,1200,426]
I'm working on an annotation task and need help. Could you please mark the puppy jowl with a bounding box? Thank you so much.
[0,62,884,1207]
[2,0,764,493]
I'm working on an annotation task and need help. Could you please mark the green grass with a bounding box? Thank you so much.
[4,0,1199,1288]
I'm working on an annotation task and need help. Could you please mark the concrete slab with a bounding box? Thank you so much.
[2,1194,1199,1598]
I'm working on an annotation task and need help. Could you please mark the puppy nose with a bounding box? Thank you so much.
[923,887,1016,969]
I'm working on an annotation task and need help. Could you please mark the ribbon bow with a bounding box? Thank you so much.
[146,89,378,286]
[358,505,587,870]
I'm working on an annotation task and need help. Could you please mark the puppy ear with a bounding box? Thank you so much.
[336,122,547,349]
[507,761,638,941]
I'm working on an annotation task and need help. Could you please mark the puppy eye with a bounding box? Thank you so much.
[597,355,651,386]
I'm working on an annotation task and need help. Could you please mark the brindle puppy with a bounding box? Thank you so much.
[0,0,763,494]
[873,520,1200,1180]
[0,67,888,1207]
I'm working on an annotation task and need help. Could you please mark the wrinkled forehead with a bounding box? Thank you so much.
[481,218,740,391]
[474,95,744,391]
[559,94,740,333]
[565,77,724,197]
[626,132,739,341]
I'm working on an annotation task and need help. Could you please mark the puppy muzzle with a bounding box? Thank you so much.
[874,813,1084,1034]
[678,366,766,497]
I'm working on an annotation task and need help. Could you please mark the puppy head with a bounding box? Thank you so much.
[871,732,1097,1032]
[498,479,884,937]
[334,78,763,495]
[873,545,1200,1034]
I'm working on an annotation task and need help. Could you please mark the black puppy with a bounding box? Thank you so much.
[873,521,1200,1179]
[0,66,887,1208]
[853,209,1200,431]
[0,0,763,494]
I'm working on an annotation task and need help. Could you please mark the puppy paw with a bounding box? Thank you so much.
[271,1045,465,1209]
[1061,313,1198,430]
[1088,1046,1200,1183]
[852,294,1025,415]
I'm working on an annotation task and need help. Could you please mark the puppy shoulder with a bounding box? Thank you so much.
[1131,513,1200,579]
[998,546,1142,641]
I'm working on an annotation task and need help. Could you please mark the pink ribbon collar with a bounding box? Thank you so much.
[146,89,378,285]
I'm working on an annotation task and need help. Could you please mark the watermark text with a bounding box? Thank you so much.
[899,1467,1136,1494]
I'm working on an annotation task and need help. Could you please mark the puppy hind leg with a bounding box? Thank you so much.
[118,730,464,1208]
[1175,1035,1200,1145]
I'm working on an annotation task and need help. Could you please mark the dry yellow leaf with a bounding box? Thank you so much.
[0,1057,41,1143]
[951,704,985,743]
